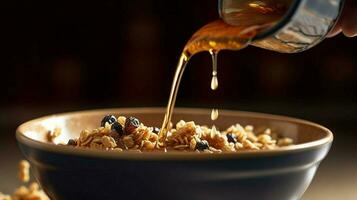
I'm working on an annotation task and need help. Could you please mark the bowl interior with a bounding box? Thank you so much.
[17,108,332,152]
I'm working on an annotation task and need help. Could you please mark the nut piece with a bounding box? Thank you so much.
[264,128,271,135]
[28,182,39,193]
[79,130,93,146]
[101,136,117,148]
[278,138,293,146]
[244,125,254,132]
[0,192,11,200]
[18,160,30,183]
[80,130,91,141]
[46,128,61,143]
[143,141,155,150]
[189,138,197,150]
[12,182,50,200]
[243,140,259,150]
[117,116,126,126]
[122,136,135,148]
[258,134,273,144]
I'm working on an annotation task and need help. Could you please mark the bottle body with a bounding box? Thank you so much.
[219,0,345,53]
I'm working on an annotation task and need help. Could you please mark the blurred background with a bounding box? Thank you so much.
[1,0,356,199]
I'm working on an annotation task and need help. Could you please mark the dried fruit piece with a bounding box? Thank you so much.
[152,127,160,134]
[226,133,236,143]
[111,122,124,136]
[101,115,117,127]
[196,140,209,151]
[67,139,77,146]
[124,117,140,134]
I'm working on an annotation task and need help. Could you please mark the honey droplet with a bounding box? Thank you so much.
[210,50,218,91]
[211,109,219,121]
[211,76,218,90]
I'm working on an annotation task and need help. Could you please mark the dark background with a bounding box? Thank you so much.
[1,0,356,199]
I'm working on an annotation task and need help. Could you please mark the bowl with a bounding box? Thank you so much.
[16,108,333,200]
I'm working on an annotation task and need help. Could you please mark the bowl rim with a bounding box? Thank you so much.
[16,107,333,160]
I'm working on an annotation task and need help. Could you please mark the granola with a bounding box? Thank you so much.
[46,128,61,143]
[18,160,30,183]
[0,161,49,200]
[64,115,294,153]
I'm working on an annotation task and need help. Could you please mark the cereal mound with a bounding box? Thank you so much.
[63,115,293,153]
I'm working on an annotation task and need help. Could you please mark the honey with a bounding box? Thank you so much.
[159,0,292,139]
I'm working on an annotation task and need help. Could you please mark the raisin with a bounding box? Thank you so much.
[152,127,160,134]
[124,117,140,134]
[101,115,117,127]
[67,139,77,146]
[111,122,124,136]
[196,140,209,151]
[226,133,236,143]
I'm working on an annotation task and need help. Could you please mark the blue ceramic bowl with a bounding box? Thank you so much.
[16,108,333,200]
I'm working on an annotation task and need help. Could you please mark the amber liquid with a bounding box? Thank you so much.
[159,0,291,139]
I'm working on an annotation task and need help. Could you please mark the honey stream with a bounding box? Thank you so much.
[159,0,291,139]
